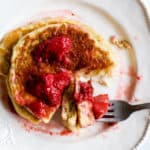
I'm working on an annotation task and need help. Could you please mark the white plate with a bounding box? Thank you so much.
[0,0,150,150]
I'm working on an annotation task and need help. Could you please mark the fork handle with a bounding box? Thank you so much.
[132,103,150,111]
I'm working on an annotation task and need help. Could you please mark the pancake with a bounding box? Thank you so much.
[0,18,115,130]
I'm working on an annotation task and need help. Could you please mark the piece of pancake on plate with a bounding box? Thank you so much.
[0,18,115,131]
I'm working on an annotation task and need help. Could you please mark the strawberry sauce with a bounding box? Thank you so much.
[26,72,70,117]
[32,36,72,64]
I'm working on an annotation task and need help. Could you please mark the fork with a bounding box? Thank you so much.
[98,100,150,122]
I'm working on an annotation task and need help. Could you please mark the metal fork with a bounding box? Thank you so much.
[98,100,150,122]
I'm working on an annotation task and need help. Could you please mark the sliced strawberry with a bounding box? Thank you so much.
[93,94,109,119]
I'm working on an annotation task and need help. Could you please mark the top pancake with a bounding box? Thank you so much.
[0,18,115,125]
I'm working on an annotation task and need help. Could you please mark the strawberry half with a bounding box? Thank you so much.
[93,94,109,119]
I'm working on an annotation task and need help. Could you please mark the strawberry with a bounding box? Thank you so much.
[74,81,94,103]
[42,72,70,106]
[32,35,72,63]
[27,101,47,118]
[93,94,109,119]
[46,36,72,62]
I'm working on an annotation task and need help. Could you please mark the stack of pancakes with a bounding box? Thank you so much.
[0,18,114,131]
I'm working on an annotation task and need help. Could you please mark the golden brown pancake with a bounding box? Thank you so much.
[0,18,114,130]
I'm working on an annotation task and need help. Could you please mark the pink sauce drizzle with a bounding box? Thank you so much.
[20,118,72,136]
[119,66,142,81]
[115,65,141,100]
[115,82,124,99]
[134,35,139,40]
